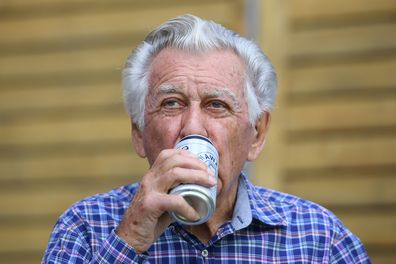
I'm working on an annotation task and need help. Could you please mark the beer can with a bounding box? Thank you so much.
[169,135,218,225]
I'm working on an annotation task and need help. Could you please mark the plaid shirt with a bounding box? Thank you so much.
[43,174,370,263]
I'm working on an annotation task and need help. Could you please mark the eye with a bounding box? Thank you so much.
[207,100,227,110]
[161,98,184,109]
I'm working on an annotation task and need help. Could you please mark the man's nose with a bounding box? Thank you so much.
[180,104,208,138]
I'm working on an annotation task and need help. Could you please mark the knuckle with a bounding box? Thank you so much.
[157,149,169,161]
[169,167,180,177]
[139,179,151,191]
[140,194,158,212]
[156,196,168,212]
[163,148,175,157]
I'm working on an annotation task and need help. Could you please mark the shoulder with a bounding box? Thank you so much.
[43,183,141,262]
[248,183,370,262]
[57,183,139,229]
[252,184,348,236]
[254,185,335,214]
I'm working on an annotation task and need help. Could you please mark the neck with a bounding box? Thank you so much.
[186,183,238,244]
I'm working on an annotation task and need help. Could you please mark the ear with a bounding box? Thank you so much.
[247,112,271,161]
[131,120,146,158]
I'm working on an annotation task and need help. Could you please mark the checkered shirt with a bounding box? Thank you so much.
[42,174,371,263]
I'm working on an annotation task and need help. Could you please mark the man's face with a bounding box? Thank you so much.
[133,47,266,198]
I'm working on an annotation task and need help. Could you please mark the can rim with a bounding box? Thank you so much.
[179,134,213,145]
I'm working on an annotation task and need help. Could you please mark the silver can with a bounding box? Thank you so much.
[169,135,218,225]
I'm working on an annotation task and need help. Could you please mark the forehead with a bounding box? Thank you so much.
[148,47,246,94]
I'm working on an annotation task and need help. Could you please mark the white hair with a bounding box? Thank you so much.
[123,14,277,130]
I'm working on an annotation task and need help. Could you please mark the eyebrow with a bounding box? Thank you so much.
[204,88,242,110]
[158,84,182,94]
[157,84,242,110]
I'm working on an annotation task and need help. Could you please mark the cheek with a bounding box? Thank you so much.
[216,124,253,171]
[143,116,182,157]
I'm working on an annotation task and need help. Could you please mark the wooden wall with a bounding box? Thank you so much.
[0,1,244,263]
[1,0,395,263]
[256,1,396,263]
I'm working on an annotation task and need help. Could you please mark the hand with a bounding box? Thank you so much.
[116,148,215,253]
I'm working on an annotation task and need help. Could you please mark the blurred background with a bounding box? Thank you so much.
[0,0,395,263]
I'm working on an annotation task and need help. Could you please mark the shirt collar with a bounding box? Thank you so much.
[231,173,288,231]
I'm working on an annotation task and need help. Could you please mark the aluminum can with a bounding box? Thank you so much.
[169,135,218,225]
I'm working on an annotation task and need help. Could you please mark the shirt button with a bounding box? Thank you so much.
[201,249,209,257]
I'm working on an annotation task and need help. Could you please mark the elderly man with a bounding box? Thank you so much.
[43,15,370,263]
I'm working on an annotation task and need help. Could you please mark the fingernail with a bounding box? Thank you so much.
[192,210,200,221]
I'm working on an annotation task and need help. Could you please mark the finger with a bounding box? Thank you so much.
[155,149,208,172]
[144,149,214,192]
[151,163,215,192]
[176,148,199,158]
[164,194,200,222]
[144,192,200,222]
[165,167,216,190]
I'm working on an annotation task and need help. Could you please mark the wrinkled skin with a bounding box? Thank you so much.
[117,48,269,253]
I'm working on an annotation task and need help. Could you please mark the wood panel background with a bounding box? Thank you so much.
[1,0,395,263]
[0,1,244,263]
[255,1,396,263]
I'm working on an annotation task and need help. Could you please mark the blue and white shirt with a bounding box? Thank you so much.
[43,174,371,263]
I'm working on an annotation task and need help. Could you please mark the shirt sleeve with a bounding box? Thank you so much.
[93,229,149,263]
[330,221,371,264]
[42,212,148,263]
